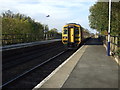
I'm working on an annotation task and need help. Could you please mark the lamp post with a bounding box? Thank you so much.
[45,15,50,40]
[107,0,111,56]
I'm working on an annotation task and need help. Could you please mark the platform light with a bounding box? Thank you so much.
[107,0,111,56]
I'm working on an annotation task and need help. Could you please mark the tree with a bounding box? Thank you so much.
[47,28,62,39]
[89,2,120,36]
[2,10,44,34]
[2,10,45,44]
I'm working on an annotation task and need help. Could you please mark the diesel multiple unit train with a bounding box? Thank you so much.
[62,23,90,48]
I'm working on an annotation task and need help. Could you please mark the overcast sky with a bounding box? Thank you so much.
[0,0,98,33]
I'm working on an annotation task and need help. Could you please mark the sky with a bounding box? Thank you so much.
[0,0,98,33]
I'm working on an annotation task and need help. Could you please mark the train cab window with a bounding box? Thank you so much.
[64,30,67,34]
[64,27,68,34]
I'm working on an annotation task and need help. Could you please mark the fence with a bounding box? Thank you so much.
[1,33,62,46]
[102,35,120,60]
[1,34,44,46]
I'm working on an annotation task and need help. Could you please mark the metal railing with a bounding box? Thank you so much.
[102,35,120,59]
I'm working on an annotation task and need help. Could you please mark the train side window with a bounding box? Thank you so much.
[64,28,68,34]
[64,30,67,34]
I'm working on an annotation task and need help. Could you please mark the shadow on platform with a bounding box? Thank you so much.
[85,38,103,45]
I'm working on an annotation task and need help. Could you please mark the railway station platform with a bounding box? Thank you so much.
[33,38,119,89]
[1,39,61,51]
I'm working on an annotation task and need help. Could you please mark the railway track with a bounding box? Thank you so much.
[3,43,64,70]
[2,48,77,89]
[3,42,65,83]
[2,40,81,89]
[2,50,65,87]
[3,41,62,64]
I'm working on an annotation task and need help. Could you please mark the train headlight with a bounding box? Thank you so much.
[63,36,67,39]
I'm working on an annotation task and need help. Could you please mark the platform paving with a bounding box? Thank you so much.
[34,38,119,89]
[62,38,118,88]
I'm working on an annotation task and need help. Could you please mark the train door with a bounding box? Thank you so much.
[74,26,81,44]
[69,28,74,43]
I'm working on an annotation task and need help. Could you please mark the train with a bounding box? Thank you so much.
[62,23,90,49]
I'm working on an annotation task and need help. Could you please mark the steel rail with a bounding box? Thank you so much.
[1,50,67,88]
